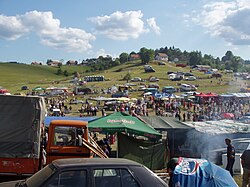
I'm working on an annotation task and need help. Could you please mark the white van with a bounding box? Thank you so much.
[180,84,197,92]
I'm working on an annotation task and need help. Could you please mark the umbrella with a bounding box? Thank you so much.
[88,112,162,140]
[173,157,238,187]
[144,92,152,96]
[222,113,234,119]
[115,97,130,102]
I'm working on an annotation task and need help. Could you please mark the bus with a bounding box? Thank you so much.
[84,75,104,82]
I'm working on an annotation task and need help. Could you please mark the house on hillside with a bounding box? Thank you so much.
[47,61,62,67]
[193,65,211,72]
[81,60,89,66]
[31,61,42,65]
[66,60,78,66]
[129,54,140,61]
[155,53,168,61]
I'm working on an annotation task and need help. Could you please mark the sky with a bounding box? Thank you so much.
[1,0,250,64]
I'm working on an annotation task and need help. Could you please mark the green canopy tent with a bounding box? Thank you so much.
[88,112,162,140]
[32,86,45,91]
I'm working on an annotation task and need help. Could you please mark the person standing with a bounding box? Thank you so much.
[241,149,250,187]
[225,138,235,176]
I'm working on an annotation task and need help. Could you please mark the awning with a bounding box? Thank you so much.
[88,112,162,140]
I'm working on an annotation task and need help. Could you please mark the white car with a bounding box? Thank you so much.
[138,85,147,91]
[185,76,196,81]
[180,84,197,92]
[149,77,160,82]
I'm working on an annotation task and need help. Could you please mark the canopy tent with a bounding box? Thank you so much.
[184,120,250,134]
[32,86,45,91]
[88,112,162,140]
[195,92,218,97]
[231,92,250,98]
[89,96,115,101]
[140,116,192,131]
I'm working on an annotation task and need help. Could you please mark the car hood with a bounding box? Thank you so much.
[0,180,25,187]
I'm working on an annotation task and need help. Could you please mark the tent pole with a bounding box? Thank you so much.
[116,133,119,158]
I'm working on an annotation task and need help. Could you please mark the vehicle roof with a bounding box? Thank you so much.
[52,158,142,169]
[163,86,175,88]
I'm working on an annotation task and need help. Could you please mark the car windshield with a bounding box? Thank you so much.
[26,164,57,187]
[234,142,250,152]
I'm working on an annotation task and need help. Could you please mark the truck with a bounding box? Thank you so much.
[0,95,106,178]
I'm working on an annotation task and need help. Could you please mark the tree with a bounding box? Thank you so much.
[56,68,62,75]
[188,51,202,66]
[139,47,155,64]
[123,72,131,82]
[46,59,52,65]
[119,52,129,64]
[63,70,69,76]
[222,51,234,62]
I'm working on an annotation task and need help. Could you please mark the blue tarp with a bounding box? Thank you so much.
[44,116,97,126]
[173,157,238,187]
[154,92,175,99]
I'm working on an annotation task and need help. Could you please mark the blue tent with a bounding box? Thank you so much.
[173,157,238,187]
[44,116,97,127]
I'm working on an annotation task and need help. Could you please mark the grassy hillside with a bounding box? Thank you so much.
[0,61,246,95]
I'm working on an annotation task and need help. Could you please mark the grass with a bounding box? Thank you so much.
[0,61,247,95]
[234,174,242,186]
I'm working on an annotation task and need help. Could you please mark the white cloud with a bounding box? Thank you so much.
[194,0,250,45]
[147,17,160,35]
[0,15,29,40]
[89,10,148,40]
[0,10,95,52]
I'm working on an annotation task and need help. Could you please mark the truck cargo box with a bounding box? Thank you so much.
[0,95,46,159]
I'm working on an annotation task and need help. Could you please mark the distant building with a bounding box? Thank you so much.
[193,65,211,71]
[66,60,78,66]
[155,53,168,61]
[129,54,140,61]
[31,61,42,65]
[47,61,62,67]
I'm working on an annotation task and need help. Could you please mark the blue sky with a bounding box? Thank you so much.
[1,0,250,63]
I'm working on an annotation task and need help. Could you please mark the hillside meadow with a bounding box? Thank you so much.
[0,61,246,96]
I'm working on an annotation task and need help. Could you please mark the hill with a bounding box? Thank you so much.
[0,61,246,95]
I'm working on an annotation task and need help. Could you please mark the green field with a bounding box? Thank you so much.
[0,61,247,95]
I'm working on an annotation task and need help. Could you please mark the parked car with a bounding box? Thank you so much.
[149,77,160,82]
[111,92,128,98]
[180,84,197,92]
[206,138,250,165]
[138,85,147,91]
[131,77,142,82]
[184,72,194,76]
[144,65,156,73]
[158,61,166,65]
[162,86,176,93]
[21,86,29,90]
[148,83,160,89]
[185,76,196,81]
[212,73,222,78]
[0,158,168,187]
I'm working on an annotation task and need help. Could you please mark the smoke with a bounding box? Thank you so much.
[183,130,229,164]
[182,130,250,164]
